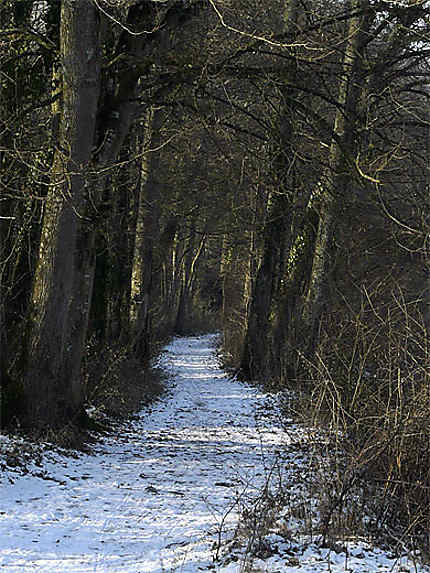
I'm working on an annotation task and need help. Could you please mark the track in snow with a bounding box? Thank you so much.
[0,334,292,572]
[2,334,428,573]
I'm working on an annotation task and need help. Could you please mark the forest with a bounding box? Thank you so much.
[0,0,429,558]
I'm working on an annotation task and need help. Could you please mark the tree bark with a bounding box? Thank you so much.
[240,0,300,379]
[174,225,206,334]
[302,0,374,354]
[129,107,162,358]
[61,0,207,413]
[25,0,101,428]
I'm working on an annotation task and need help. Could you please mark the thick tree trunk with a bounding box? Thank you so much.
[25,0,100,428]
[61,0,208,404]
[273,191,319,380]
[240,194,287,378]
[59,2,157,413]
[240,0,300,379]
[302,0,373,354]
[24,1,157,428]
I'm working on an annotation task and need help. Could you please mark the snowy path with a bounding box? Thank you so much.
[0,335,291,572]
[1,334,429,573]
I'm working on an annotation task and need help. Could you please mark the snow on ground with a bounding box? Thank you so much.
[0,334,428,572]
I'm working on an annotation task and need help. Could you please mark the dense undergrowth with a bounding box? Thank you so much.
[301,286,430,559]
[225,289,429,562]
[0,340,167,452]
[220,182,429,560]
[84,338,166,421]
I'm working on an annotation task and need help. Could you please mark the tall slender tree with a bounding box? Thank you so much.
[129,107,163,357]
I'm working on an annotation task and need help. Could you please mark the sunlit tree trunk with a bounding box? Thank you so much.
[174,224,206,334]
[129,107,162,358]
[25,0,101,427]
[240,0,300,379]
[302,0,374,354]
[60,1,162,414]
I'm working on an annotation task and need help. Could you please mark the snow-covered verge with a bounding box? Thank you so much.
[0,334,428,572]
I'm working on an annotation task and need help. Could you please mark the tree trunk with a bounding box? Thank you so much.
[25,0,101,428]
[302,0,374,354]
[240,0,300,379]
[59,2,158,414]
[129,107,162,358]
[273,191,319,380]
[61,0,207,409]
[174,225,206,334]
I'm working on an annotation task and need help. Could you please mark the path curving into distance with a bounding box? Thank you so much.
[2,334,428,573]
[0,334,292,572]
